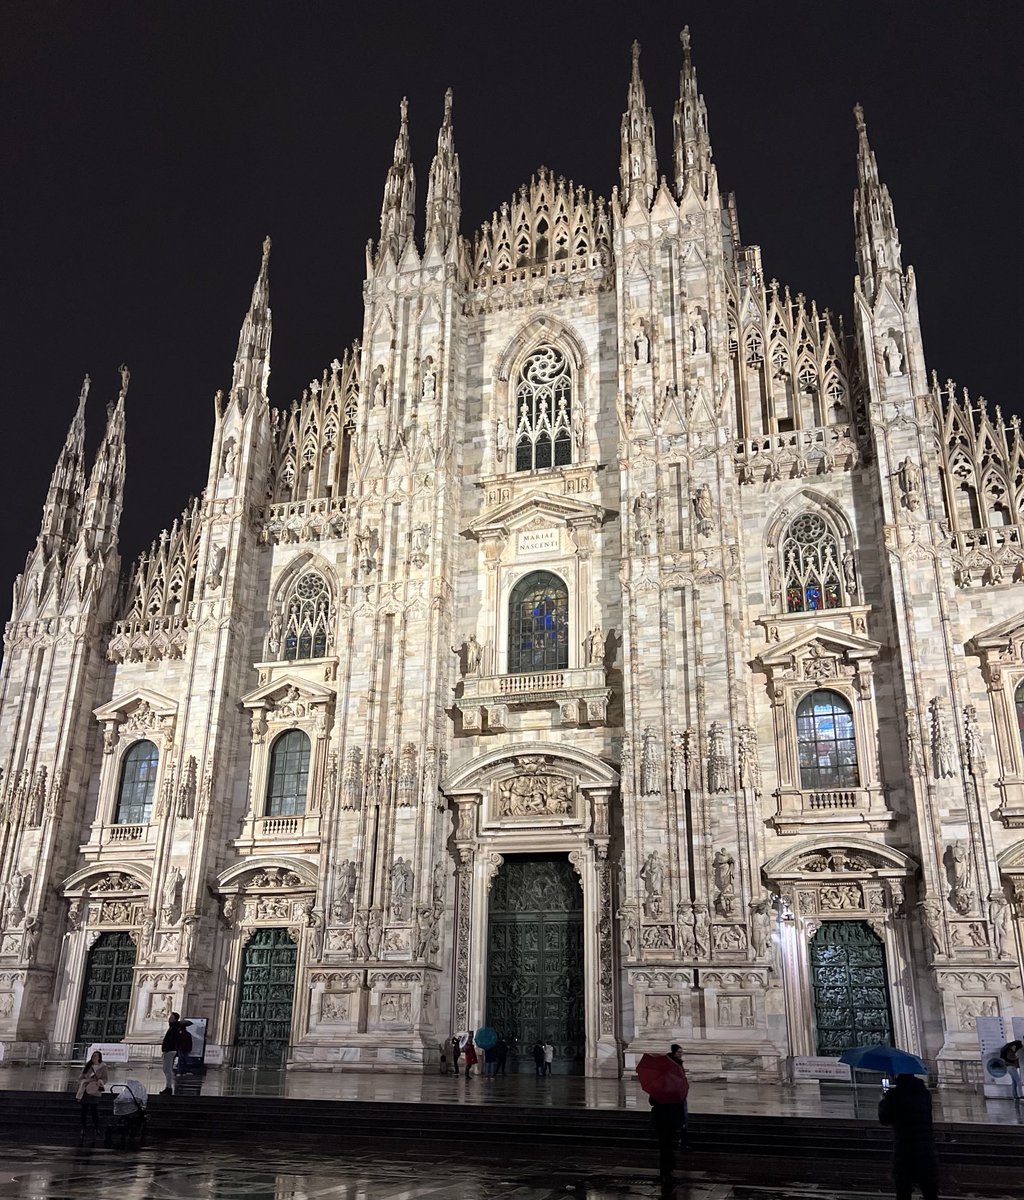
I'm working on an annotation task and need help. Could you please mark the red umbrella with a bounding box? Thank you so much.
[636,1053,689,1104]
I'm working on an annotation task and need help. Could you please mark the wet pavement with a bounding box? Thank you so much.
[3,1063,1021,1127]
[0,1142,1018,1200]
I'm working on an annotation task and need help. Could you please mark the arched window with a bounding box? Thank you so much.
[265,730,311,817]
[1015,681,1024,762]
[796,690,859,790]
[284,572,331,660]
[115,740,159,824]
[514,346,573,472]
[782,512,843,612]
[508,571,569,674]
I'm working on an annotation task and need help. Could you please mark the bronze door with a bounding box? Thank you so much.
[486,854,584,1071]
[234,927,297,1063]
[810,920,893,1054]
[74,931,136,1045]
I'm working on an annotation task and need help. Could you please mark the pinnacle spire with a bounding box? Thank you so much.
[378,97,417,258]
[81,366,127,545]
[38,375,89,550]
[852,105,903,300]
[672,26,715,201]
[426,88,461,252]
[619,40,658,209]
[232,237,272,405]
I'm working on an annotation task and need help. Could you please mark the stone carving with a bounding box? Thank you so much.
[354,528,375,574]
[205,544,226,591]
[897,457,922,511]
[332,859,357,923]
[379,992,412,1024]
[713,924,747,953]
[4,869,28,926]
[177,755,197,820]
[585,626,605,667]
[432,860,447,906]
[956,996,998,1032]
[140,910,156,958]
[267,610,284,658]
[619,907,639,957]
[368,909,383,958]
[707,722,729,793]
[819,884,863,911]
[988,891,1011,959]
[749,899,773,961]
[642,924,674,950]
[162,867,182,924]
[90,872,142,893]
[717,994,754,1028]
[640,851,665,919]
[712,849,736,918]
[389,858,414,922]
[905,708,924,773]
[414,907,439,959]
[633,320,650,364]
[882,331,903,377]
[397,744,418,806]
[26,767,46,827]
[947,841,974,915]
[693,483,714,537]
[496,416,510,463]
[669,729,686,793]
[376,749,394,805]
[496,774,573,818]
[341,747,362,810]
[676,901,696,958]
[930,698,955,779]
[645,993,681,1027]
[737,724,760,790]
[689,309,708,355]
[962,705,987,777]
[353,910,370,959]
[633,491,656,551]
[421,360,436,403]
[640,726,661,796]
[453,634,482,676]
[692,903,711,958]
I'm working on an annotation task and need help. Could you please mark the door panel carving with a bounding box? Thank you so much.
[235,926,297,1063]
[75,930,137,1044]
[810,920,893,1054]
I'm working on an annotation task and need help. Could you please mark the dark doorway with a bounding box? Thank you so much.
[74,930,136,1044]
[810,919,893,1054]
[486,853,584,1073]
[234,927,297,1063]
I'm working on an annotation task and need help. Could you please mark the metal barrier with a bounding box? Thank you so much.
[1,1040,263,1070]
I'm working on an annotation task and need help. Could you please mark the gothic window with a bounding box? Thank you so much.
[796,690,859,790]
[284,572,331,660]
[1015,681,1024,762]
[115,740,159,824]
[265,730,311,817]
[782,512,843,612]
[508,571,569,674]
[514,346,573,473]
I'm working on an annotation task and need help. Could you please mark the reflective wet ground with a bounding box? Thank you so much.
[0,1144,1018,1200]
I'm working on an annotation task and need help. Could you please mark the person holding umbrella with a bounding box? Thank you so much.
[636,1043,689,1191]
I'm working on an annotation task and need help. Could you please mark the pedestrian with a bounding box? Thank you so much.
[450,1035,462,1078]
[649,1044,689,1190]
[75,1050,108,1141]
[878,1073,939,1200]
[532,1040,545,1077]
[463,1034,478,1078]
[542,1039,554,1076]
[175,1019,193,1076]
[495,1035,509,1077]
[1000,1039,1023,1103]
[484,1041,498,1077]
[160,1011,187,1095]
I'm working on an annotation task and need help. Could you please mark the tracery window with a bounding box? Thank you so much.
[115,740,159,824]
[514,346,573,472]
[508,571,569,674]
[782,512,843,612]
[284,572,331,660]
[1015,681,1024,762]
[265,729,311,817]
[796,690,859,790]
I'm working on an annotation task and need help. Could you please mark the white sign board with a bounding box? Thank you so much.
[204,1044,224,1066]
[516,528,560,557]
[87,1042,129,1063]
[793,1055,852,1081]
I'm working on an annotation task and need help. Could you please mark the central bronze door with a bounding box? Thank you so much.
[486,853,584,1072]
[234,927,297,1063]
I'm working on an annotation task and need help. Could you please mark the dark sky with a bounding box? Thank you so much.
[1,2,1020,602]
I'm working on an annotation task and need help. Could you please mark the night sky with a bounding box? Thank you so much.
[1,3,1019,604]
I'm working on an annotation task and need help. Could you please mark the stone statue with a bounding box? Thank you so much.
[917,899,944,957]
[883,333,903,377]
[333,859,357,922]
[619,908,639,957]
[690,311,708,354]
[949,840,971,894]
[988,891,1011,958]
[422,364,436,402]
[141,910,156,957]
[931,698,955,779]
[353,910,370,959]
[693,483,714,534]
[5,869,26,921]
[308,912,325,961]
[692,902,711,958]
[23,917,40,961]
[767,557,782,606]
[634,323,650,364]
[162,867,182,924]
[633,491,655,546]
[750,900,773,959]
[390,857,414,922]
[676,901,696,958]
[268,611,283,657]
[368,909,383,958]
[640,851,665,919]
[414,906,438,959]
[712,849,735,912]
[842,551,857,598]
[454,635,482,676]
[432,860,447,904]
[354,529,374,563]
[640,726,660,796]
[495,416,510,461]
[897,457,922,511]
[586,626,605,667]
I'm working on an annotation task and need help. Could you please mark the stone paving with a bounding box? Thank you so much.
[0,1143,1018,1200]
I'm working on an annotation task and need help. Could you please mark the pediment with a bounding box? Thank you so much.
[757,625,881,671]
[62,862,153,896]
[240,673,335,711]
[94,688,177,723]
[469,490,604,538]
[968,613,1024,654]
[763,839,916,879]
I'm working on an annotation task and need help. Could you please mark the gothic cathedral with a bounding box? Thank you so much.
[1,32,1021,1080]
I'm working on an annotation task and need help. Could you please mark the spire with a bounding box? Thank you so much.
[425,89,461,252]
[672,27,715,201]
[852,105,904,300]
[81,365,128,546]
[38,375,89,551]
[619,41,658,209]
[378,97,417,258]
[231,236,272,407]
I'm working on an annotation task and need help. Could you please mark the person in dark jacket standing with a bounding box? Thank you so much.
[450,1035,462,1078]
[650,1044,689,1192]
[878,1074,938,1200]
[495,1035,509,1077]
[532,1040,545,1077]
[160,1012,187,1095]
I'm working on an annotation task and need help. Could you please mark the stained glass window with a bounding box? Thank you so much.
[514,347,573,473]
[796,690,859,790]
[782,511,843,613]
[265,730,311,817]
[283,572,331,660]
[115,740,159,824]
[508,571,569,674]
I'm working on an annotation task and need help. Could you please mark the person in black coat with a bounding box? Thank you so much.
[878,1074,938,1200]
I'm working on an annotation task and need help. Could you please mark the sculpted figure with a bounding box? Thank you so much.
[586,626,605,667]
[897,457,922,510]
[692,903,711,958]
[640,851,665,919]
[883,333,903,377]
[390,857,414,921]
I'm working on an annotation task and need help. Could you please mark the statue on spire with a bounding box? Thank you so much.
[673,26,715,202]
[619,40,658,210]
[852,104,904,301]
[426,88,461,253]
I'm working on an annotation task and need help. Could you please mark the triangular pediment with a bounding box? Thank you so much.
[94,688,177,723]
[240,673,336,710]
[468,490,604,537]
[968,613,1024,653]
[757,625,881,670]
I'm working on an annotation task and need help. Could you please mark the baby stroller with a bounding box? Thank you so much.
[104,1079,148,1149]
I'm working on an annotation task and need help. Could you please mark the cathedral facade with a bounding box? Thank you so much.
[1,32,1021,1081]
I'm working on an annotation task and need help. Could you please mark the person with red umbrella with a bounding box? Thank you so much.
[636,1044,689,1190]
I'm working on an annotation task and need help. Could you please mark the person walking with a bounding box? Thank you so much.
[450,1035,462,1078]
[1001,1039,1023,1103]
[75,1050,108,1141]
[463,1035,478,1078]
[532,1040,545,1077]
[542,1040,554,1076]
[495,1035,509,1077]
[648,1044,689,1191]
[878,1073,939,1200]
[160,1011,187,1095]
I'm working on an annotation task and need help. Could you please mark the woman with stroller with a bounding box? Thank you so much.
[75,1050,107,1141]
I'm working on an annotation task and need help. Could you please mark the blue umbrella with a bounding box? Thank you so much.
[474,1026,497,1050]
[838,1045,928,1075]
